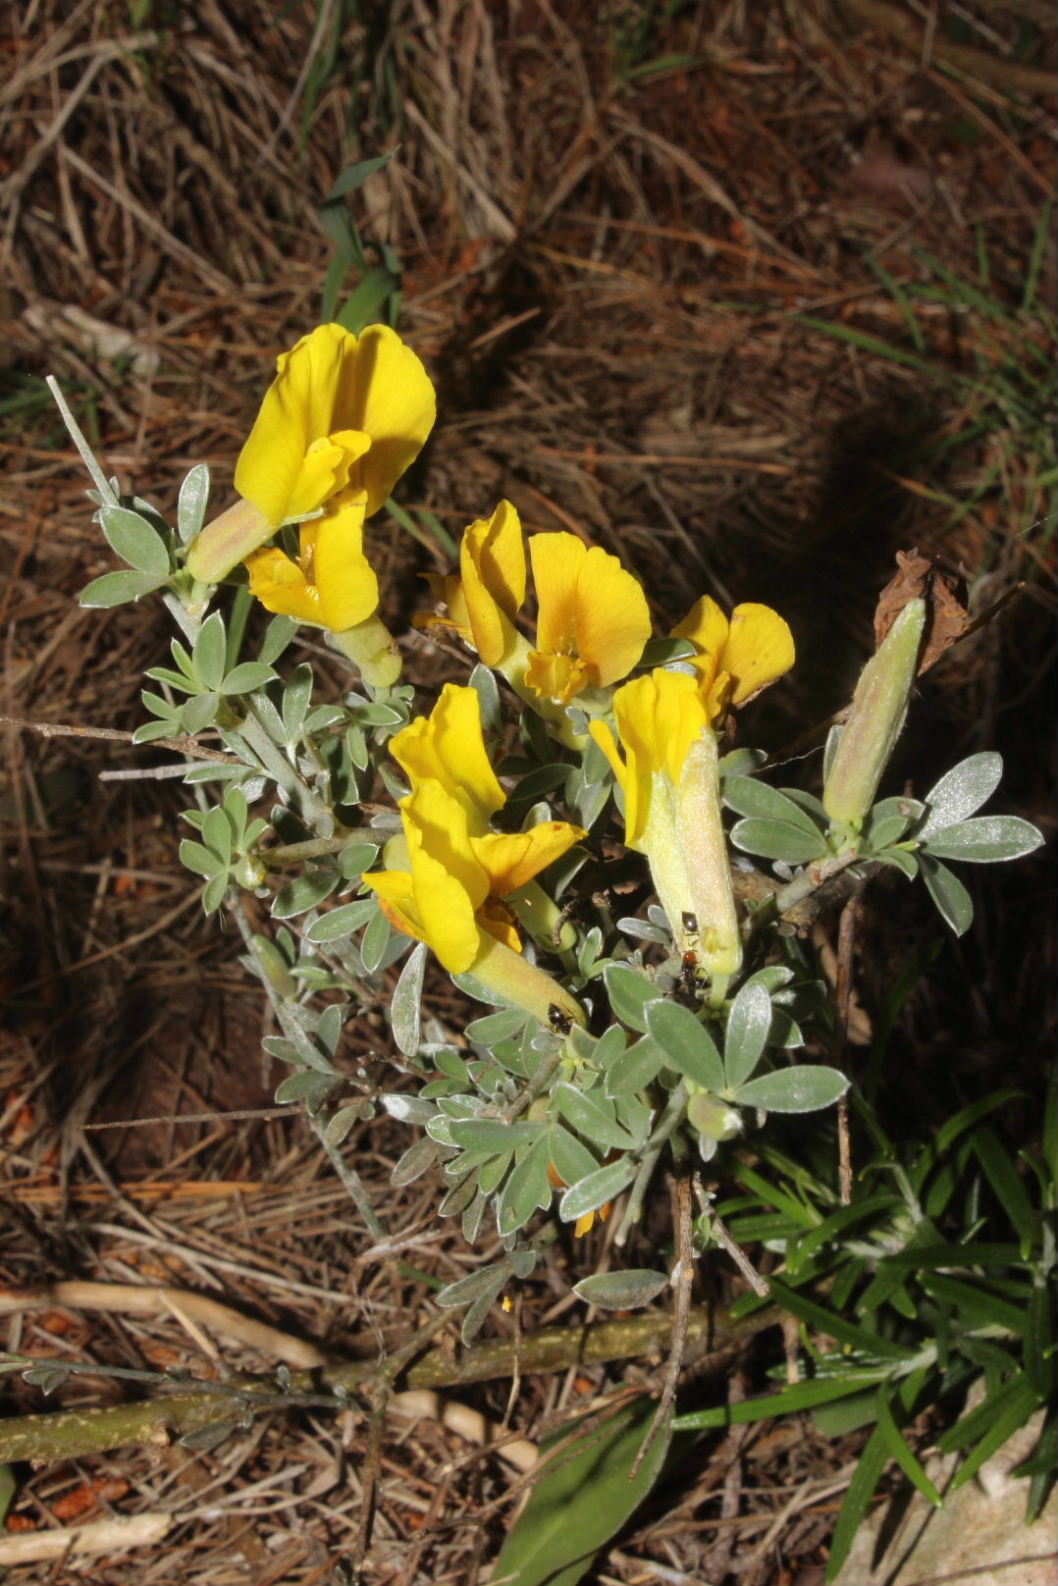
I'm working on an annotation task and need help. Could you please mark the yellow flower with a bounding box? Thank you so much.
[391,682,506,833]
[421,503,651,711]
[525,533,652,705]
[672,596,795,723]
[363,779,586,1026]
[590,669,740,982]
[243,491,376,632]
[187,322,435,582]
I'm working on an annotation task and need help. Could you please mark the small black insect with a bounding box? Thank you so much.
[548,1004,573,1035]
[679,950,701,1000]
[681,911,699,936]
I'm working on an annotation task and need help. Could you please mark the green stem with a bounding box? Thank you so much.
[614,1082,688,1248]
[0,1300,781,1464]
[261,830,381,867]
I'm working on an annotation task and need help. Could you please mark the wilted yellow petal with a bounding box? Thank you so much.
[473,820,586,897]
[461,501,526,666]
[477,898,522,954]
[244,546,323,625]
[723,603,796,705]
[391,684,506,829]
[312,492,379,631]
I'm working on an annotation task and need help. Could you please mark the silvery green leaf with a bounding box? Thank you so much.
[201,873,229,915]
[497,1137,553,1236]
[730,817,828,864]
[179,839,223,877]
[462,1188,489,1243]
[381,1093,436,1125]
[743,965,794,993]
[81,569,168,606]
[466,1008,529,1046]
[99,504,171,576]
[304,899,377,942]
[603,1034,666,1097]
[921,816,1043,864]
[718,747,768,780]
[513,764,569,803]
[316,1003,345,1055]
[548,1124,599,1187]
[337,842,380,879]
[439,1174,480,1218]
[462,1284,505,1345]
[258,615,299,666]
[768,1008,804,1049]
[918,752,1004,838]
[359,907,391,973]
[201,806,232,863]
[181,693,220,734]
[733,1065,849,1112]
[370,927,411,975]
[354,701,405,728]
[222,662,277,695]
[510,1247,537,1280]
[273,1070,340,1105]
[603,962,665,1032]
[614,1091,653,1147]
[573,1270,670,1310]
[920,855,974,936]
[425,1114,457,1146]
[645,1002,725,1092]
[177,462,210,543]
[192,612,227,690]
[617,916,671,944]
[593,1024,626,1070]
[873,848,919,879]
[554,1083,637,1151]
[181,1419,239,1452]
[390,941,428,1055]
[391,1136,443,1187]
[282,664,314,743]
[478,1150,513,1196]
[559,1157,637,1222]
[436,1261,512,1310]
[378,761,410,801]
[304,705,345,733]
[723,777,826,837]
[640,635,696,667]
[324,1104,366,1146]
[272,870,340,919]
[435,1093,485,1121]
[448,1119,542,1152]
[23,1363,72,1395]
[468,662,501,736]
[723,981,773,1088]
[577,925,605,979]
[435,1050,470,1083]
[779,787,829,824]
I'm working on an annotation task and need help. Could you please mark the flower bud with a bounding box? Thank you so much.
[823,598,926,837]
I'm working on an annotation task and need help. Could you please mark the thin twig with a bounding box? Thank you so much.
[632,1170,694,1477]
[832,890,866,1205]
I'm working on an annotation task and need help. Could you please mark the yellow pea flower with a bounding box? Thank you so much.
[590,669,741,984]
[187,322,435,582]
[421,502,651,713]
[525,533,652,705]
[672,596,795,723]
[363,779,586,1026]
[390,682,506,834]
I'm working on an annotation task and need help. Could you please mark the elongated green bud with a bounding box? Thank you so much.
[186,497,272,583]
[823,598,926,834]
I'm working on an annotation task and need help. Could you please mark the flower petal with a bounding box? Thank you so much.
[672,594,729,660]
[332,324,436,516]
[472,820,586,897]
[608,670,709,849]
[390,684,506,829]
[461,500,526,666]
[723,603,796,705]
[312,491,379,631]
[363,868,423,943]
[403,781,490,962]
[537,537,652,690]
[235,325,371,525]
[244,546,323,625]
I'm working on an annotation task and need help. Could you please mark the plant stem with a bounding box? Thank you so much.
[0,1300,780,1464]
[614,1082,688,1247]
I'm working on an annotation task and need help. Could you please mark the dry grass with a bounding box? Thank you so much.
[1,1,1054,1581]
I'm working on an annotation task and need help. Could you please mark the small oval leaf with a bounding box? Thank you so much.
[573,1269,670,1310]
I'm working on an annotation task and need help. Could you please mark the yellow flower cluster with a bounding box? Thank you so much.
[187,322,796,1006]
